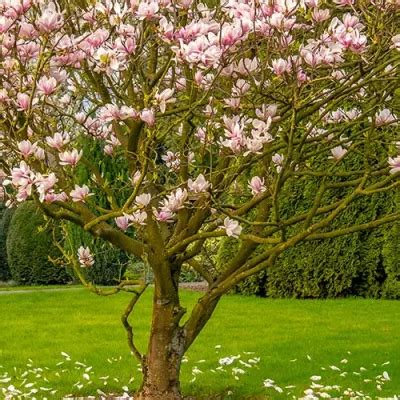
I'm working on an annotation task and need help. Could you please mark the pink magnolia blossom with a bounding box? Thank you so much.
[43,191,68,203]
[70,184,92,202]
[18,140,37,158]
[161,188,188,212]
[4,161,35,202]
[375,109,397,127]
[130,210,148,225]
[271,58,291,76]
[77,246,94,268]
[162,151,181,171]
[36,76,58,96]
[248,176,266,196]
[37,3,64,33]
[220,217,242,239]
[35,173,58,202]
[188,174,210,193]
[153,208,175,223]
[131,170,144,186]
[59,149,82,167]
[256,104,279,122]
[312,8,330,22]
[388,156,400,174]
[155,89,176,113]
[333,0,354,6]
[329,146,347,161]
[115,37,136,55]
[0,16,13,34]
[115,214,131,231]
[34,146,45,160]
[16,93,31,111]
[392,34,400,50]
[99,104,137,122]
[46,132,70,150]
[135,193,152,207]
[140,109,156,126]
[272,153,285,173]
[136,1,159,19]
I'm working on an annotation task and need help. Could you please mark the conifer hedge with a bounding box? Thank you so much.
[6,202,70,285]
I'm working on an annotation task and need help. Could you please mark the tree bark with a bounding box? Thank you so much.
[137,295,186,400]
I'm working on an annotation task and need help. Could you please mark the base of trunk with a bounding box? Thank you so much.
[137,386,182,400]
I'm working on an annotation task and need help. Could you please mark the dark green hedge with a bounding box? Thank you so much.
[6,202,70,285]
[217,162,400,299]
[0,205,14,281]
[64,222,129,285]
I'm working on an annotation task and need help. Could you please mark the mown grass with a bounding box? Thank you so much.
[0,288,399,399]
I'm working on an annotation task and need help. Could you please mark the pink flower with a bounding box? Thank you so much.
[59,149,82,167]
[37,4,64,33]
[312,8,330,22]
[34,146,45,160]
[188,174,210,193]
[130,210,147,226]
[18,140,37,158]
[161,188,188,212]
[86,28,109,48]
[0,16,13,34]
[46,132,70,150]
[388,156,400,174]
[37,76,58,96]
[272,153,285,173]
[135,193,152,207]
[392,34,400,50]
[16,93,31,111]
[43,191,68,203]
[220,217,242,239]
[155,89,175,113]
[5,161,36,202]
[333,0,354,6]
[70,184,92,202]
[153,208,175,223]
[35,173,58,202]
[115,214,131,231]
[136,1,159,19]
[99,104,137,122]
[256,104,279,122]
[115,37,136,55]
[77,246,94,268]
[271,58,291,76]
[140,109,156,126]
[329,146,347,161]
[375,109,397,127]
[248,176,266,196]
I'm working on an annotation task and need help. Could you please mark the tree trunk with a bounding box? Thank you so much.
[137,297,185,400]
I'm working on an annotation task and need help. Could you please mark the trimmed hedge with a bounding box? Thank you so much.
[6,202,70,285]
[0,205,14,281]
[217,158,400,298]
[64,222,129,285]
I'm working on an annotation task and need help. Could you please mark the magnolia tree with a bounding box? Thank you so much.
[1,0,400,398]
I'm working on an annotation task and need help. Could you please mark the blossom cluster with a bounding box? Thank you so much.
[0,0,400,245]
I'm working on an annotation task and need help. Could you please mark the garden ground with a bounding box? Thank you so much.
[0,287,399,399]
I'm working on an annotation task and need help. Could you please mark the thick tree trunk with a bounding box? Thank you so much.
[137,297,185,400]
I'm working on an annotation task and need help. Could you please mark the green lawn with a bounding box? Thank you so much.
[0,288,399,399]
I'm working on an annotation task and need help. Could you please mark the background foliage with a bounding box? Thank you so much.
[63,222,129,285]
[0,204,14,282]
[6,202,70,285]
[218,154,400,299]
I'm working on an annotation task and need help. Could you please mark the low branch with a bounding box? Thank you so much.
[306,213,400,241]
[121,284,149,366]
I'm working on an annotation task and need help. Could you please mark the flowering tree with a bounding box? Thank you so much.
[1,0,400,398]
